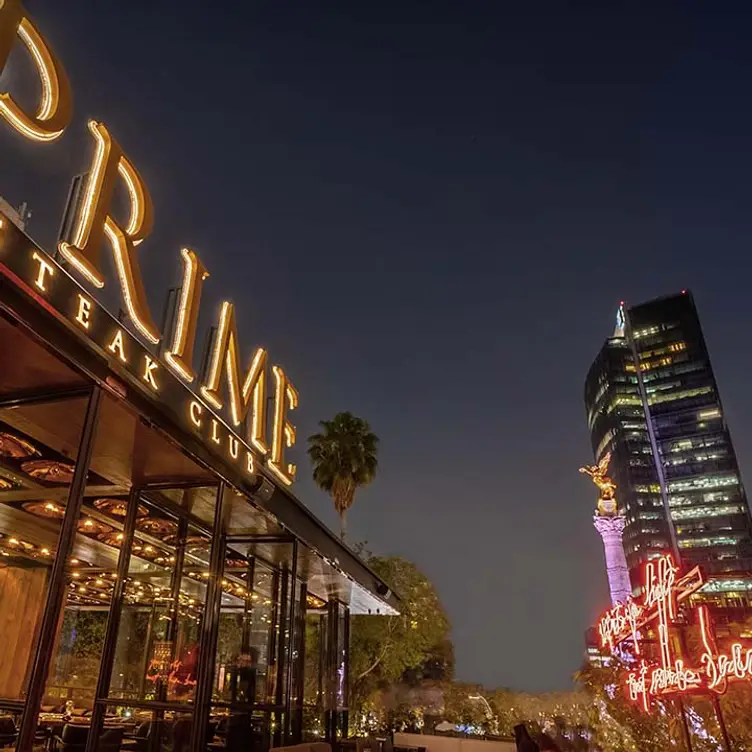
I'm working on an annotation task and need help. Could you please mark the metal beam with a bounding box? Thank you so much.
[0,384,92,409]
[189,483,226,752]
[0,485,129,502]
[84,485,141,752]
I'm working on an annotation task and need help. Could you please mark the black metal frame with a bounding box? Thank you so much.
[323,599,351,744]
[282,541,298,744]
[189,483,227,752]
[0,384,92,409]
[288,581,308,743]
[273,563,289,748]
[0,221,390,749]
[0,388,314,752]
[83,485,143,752]
[16,387,102,752]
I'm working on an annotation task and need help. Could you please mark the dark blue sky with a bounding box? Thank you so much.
[4,0,752,691]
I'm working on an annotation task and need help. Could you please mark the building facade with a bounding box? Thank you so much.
[0,205,399,752]
[0,8,401,749]
[584,292,752,604]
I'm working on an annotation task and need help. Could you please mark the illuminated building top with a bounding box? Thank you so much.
[584,293,752,586]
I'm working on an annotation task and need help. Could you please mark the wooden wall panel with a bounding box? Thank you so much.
[0,564,49,698]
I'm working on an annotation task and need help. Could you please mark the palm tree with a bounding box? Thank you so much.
[307,412,379,541]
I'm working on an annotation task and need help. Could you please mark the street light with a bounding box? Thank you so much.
[468,694,499,736]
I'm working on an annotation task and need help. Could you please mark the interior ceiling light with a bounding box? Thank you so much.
[0,432,39,459]
[22,500,65,519]
[76,517,113,535]
[93,497,148,518]
[21,459,76,484]
[136,517,178,537]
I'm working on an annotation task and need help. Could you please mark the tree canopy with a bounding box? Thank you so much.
[350,555,451,710]
[307,412,379,539]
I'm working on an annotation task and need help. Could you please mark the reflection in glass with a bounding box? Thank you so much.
[214,557,276,705]
[108,498,211,704]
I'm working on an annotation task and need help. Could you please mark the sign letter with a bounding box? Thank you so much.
[268,365,298,485]
[0,0,72,141]
[31,251,54,291]
[165,248,209,383]
[59,120,160,344]
[142,356,159,390]
[107,330,127,363]
[75,295,92,329]
[200,301,268,452]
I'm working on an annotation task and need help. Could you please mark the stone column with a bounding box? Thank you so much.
[593,512,632,605]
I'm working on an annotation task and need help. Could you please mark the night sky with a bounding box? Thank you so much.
[3,0,752,692]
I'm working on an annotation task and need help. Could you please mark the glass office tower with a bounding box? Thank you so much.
[585,292,752,601]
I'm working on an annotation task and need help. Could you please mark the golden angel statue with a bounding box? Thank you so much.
[579,452,617,501]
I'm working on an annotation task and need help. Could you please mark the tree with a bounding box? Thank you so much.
[575,659,699,752]
[307,412,379,540]
[349,556,451,715]
[443,682,496,733]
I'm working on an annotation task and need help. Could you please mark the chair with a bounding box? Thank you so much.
[99,727,124,752]
[133,720,165,752]
[58,723,90,752]
[0,717,17,748]
[132,721,151,752]
[224,714,254,752]
[172,718,192,752]
[356,739,380,752]
[214,717,228,738]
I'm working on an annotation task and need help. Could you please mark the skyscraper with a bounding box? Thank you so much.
[584,292,752,604]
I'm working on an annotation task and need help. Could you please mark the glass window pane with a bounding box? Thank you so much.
[213,557,277,706]
[0,394,90,705]
[108,499,210,705]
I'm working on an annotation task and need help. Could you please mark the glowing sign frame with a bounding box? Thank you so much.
[596,554,752,711]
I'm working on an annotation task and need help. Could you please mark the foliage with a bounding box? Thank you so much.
[404,639,455,684]
[307,412,379,539]
[575,659,728,752]
[714,683,752,750]
[350,556,450,713]
[488,687,591,743]
[442,682,495,732]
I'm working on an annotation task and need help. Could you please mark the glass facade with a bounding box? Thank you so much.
[0,307,397,752]
[585,292,752,593]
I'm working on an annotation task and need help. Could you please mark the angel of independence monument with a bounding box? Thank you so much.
[580,452,632,605]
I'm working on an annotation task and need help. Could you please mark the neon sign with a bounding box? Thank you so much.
[699,605,752,693]
[598,599,643,654]
[0,2,299,487]
[596,554,752,711]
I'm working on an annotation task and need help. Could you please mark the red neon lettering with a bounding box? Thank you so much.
[600,556,752,712]
[627,662,649,712]
[649,660,701,695]
[699,604,752,693]
[598,599,643,653]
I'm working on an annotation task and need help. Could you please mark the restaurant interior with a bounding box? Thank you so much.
[0,308,396,752]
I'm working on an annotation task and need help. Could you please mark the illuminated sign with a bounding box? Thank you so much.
[0,3,298,487]
[596,554,752,711]
[598,599,643,654]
